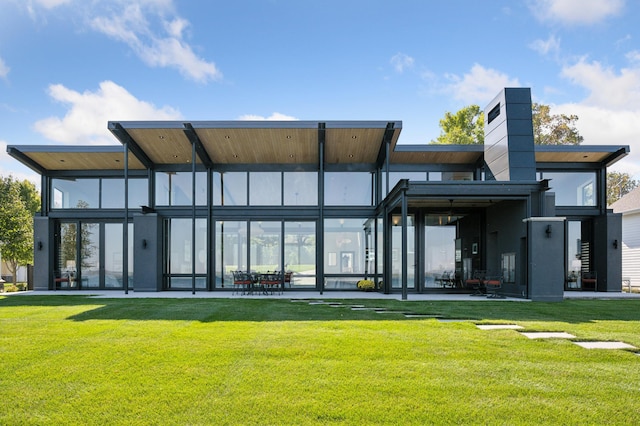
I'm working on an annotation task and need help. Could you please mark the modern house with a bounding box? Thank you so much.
[611,186,640,290]
[7,88,629,300]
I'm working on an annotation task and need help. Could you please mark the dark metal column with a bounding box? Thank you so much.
[191,141,196,295]
[317,123,325,295]
[123,142,129,294]
[401,190,408,301]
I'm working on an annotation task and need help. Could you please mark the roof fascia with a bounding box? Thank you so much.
[6,146,46,175]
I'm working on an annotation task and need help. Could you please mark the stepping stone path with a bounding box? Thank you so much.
[521,332,576,339]
[477,323,638,355]
[573,341,636,350]
[295,300,639,355]
[292,299,438,318]
[476,324,523,330]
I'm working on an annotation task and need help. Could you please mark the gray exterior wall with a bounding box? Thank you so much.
[484,88,536,181]
[593,212,622,291]
[33,216,51,291]
[485,200,528,297]
[526,217,565,301]
[133,213,163,291]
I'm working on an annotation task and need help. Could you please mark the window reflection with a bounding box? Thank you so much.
[543,172,597,206]
[325,172,373,206]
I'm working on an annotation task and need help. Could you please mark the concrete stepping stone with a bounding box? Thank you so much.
[520,332,576,339]
[573,341,636,350]
[404,314,442,319]
[477,324,523,330]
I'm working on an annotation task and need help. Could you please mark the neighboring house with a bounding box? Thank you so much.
[611,186,640,289]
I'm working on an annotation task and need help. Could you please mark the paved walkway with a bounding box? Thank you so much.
[9,289,640,301]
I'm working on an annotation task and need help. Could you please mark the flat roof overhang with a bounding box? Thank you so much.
[108,120,403,169]
[383,180,550,211]
[6,145,146,174]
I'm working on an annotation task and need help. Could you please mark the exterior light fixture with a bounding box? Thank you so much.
[37,241,43,251]
[545,224,552,238]
[142,239,148,249]
[613,239,618,249]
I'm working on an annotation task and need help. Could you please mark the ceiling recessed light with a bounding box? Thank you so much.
[115,159,120,163]
[59,159,65,163]
[225,135,230,139]
[583,155,588,158]
[159,135,165,139]
[233,154,239,158]
[173,155,178,158]
[289,154,294,158]
[351,135,357,139]
[286,135,292,139]
[349,154,354,158]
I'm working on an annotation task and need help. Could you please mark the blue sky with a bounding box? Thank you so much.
[1,0,640,184]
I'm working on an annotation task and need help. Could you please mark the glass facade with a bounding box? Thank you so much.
[543,172,597,206]
[52,178,148,209]
[166,218,207,289]
[324,172,374,206]
[156,172,207,206]
[323,218,369,289]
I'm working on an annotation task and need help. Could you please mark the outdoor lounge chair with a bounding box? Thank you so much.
[484,275,504,298]
[466,270,486,296]
[581,271,597,291]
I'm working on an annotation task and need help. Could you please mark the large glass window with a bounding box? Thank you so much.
[325,172,373,206]
[52,179,99,208]
[251,222,281,270]
[215,221,248,287]
[543,172,597,206]
[324,218,369,289]
[102,178,148,208]
[166,218,207,289]
[250,172,282,205]
[284,172,317,205]
[213,172,247,206]
[391,215,415,290]
[423,216,456,288]
[156,172,206,206]
[284,222,316,288]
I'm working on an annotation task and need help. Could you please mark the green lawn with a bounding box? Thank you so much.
[1,296,639,425]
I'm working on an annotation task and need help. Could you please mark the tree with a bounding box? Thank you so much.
[0,176,40,285]
[531,103,583,145]
[431,102,583,146]
[431,105,484,145]
[607,171,639,206]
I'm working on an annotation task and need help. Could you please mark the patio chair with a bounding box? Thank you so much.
[232,271,252,295]
[581,271,597,291]
[53,270,70,290]
[261,271,283,295]
[484,275,504,298]
[466,270,486,296]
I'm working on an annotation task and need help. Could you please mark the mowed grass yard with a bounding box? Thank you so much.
[1,296,639,425]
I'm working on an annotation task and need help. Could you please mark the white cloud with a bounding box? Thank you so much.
[554,103,640,178]
[530,0,624,25]
[34,0,72,8]
[390,53,415,73]
[25,0,221,83]
[444,64,521,105]
[561,58,640,110]
[0,57,9,79]
[626,50,640,65]
[555,57,640,179]
[529,35,561,56]
[89,2,221,83]
[33,80,182,144]
[237,112,298,121]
